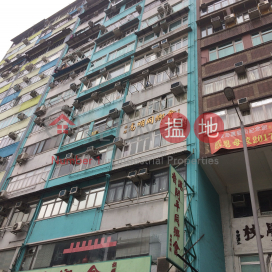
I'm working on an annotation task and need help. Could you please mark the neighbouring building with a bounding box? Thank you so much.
[0,0,225,272]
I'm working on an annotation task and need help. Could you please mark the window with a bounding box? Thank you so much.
[52,146,114,179]
[214,98,272,130]
[0,128,25,149]
[144,0,160,13]
[7,166,51,193]
[100,63,130,83]
[258,190,272,215]
[0,249,16,271]
[22,135,62,157]
[232,193,253,218]
[236,12,249,24]
[9,204,37,226]
[252,28,272,46]
[91,56,106,69]
[70,186,105,212]
[240,255,261,272]
[106,12,138,32]
[44,89,75,107]
[0,155,11,172]
[106,8,121,20]
[201,24,226,37]
[201,0,240,16]
[209,39,244,61]
[108,42,135,62]
[125,0,142,9]
[63,123,91,145]
[91,117,118,135]
[37,197,67,219]
[138,16,188,47]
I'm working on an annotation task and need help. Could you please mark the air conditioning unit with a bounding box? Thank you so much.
[113,27,122,37]
[170,82,186,95]
[0,205,8,216]
[100,68,107,76]
[39,73,46,79]
[232,194,246,207]
[211,16,222,28]
[61,105,72,116]
[164,2,172,14]
[23,76,30,83]
[66,13,73,20]
[160,19,168,29]
[8,132,17,141]
[224,14,236,24]
[0,190,8,200]
[16,153,28,164]
[13,84,22,92]
[15,201,29,213]
[72,100,83,109]
[16,53,22,58]
[17,113,27,120]
[0,157,6,165]
[39,39,46,44]
[114,81,123,91]
[88,20,94,28]
[161,39,169,48]
[66,128,74,137]
[47,25,55,31]
[34,117,45,127]
[248,7,260,20]
[200,3,207,11]
[167,58,176,69]
[91,92,100,102]
[151,43,161,52]
[122,101,135,114]
[1,71,10,78]
[99,25,107,32]
[157,6,164,16]
[258,0,270,11]
[34,105,46,117]
[25,63,34,72]
[80,76,89,86]
[152,23,160,33]
[137,168,151,180]
[109,108,120,119]
[142,69,149,75]
[4,58,10,64]
[70,83,77,92]
[86,146,99,157]
[69,54,76,61]
[42,56,48,63]
[76,50,84,58]
[22,38,30,45]
[70,186,82,198]
[114,137,125,148]
[238,97,250,113]
[49,82,55,88]
[127,170,139,182]
[11,65,20,73]
[234,61,245,74]
[136,5,142,13]
[59,190,69,201]
[66,153,75,161]
[69,71,77,79]
[30,90,39,98]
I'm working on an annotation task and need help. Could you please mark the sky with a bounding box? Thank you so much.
[0,0,76,60]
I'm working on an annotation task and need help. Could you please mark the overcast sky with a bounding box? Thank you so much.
[0,0,76,60]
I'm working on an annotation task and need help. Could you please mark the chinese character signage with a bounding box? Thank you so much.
[167,165,185,270]
[210,122,272,154]
[23,256,151,272]
[232,216,272,254]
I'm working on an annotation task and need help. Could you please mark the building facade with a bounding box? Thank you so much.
[197,0,272,271]
[0,0,225,272]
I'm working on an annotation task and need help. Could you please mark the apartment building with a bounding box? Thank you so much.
[0,0,225,271]
[197,0,272,271]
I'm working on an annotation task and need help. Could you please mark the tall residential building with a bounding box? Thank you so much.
[0,0,225,272]
[197,0,272,270]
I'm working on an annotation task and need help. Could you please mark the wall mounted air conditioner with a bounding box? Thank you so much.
[0,157,6,165]
[61,105,72,115]
[127,170,139,182]
[72,100,83,109]
[100,67,107,76]
[80,76,89,86]
[69,71,77,79]
[8,132,17,141]
[39,73,46,79]
[160,19,168,29]
[167,58,176,69]
[15,201,29,213]
[34,117,45,127]
[136,5,142,13]
[200,3,207,11]
[76,50,84,58]
[114,81,123,91]
[86,146,99,157]
[4,58,10,64]
[164,2,172,14]
[59,190,70,201]
[170,82,186,95]
[69,54,76,62]
[22,38,30,45]
[137,168,151,180]
[66,128,74,137]
[25,63,34,72]
[70,187,82,198]
[258,0,270,12]
[34,105,46,117]
[152,23,160,33]
[114,137,125,148]
[142,69,149,75]
[113,27,122,37]
[42,56,48,63]
[157,6,164,16]
[11,65,20,73]
[1,71,10,78]
[224,14,236,24]
[122,101,135,114]
[88,20,94,28]
[91,92,100,102]
[13,84,22,92]
[70,83,77,92]
[16,153,28,165]
[0,205,8,216]
[238,97,250,113]
[232,194,246,207]
[151,43,161,53]
[17,113,27,120]
[211,16,222,28]
[0,190,8,200]
[99,25,107,32]
[248,7,260,20]
[234,61,245,74]
[49,82,55,88]
[109,108,120,119]
[23,76,30,83]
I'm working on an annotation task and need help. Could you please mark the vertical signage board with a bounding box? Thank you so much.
[167,165,185,270]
